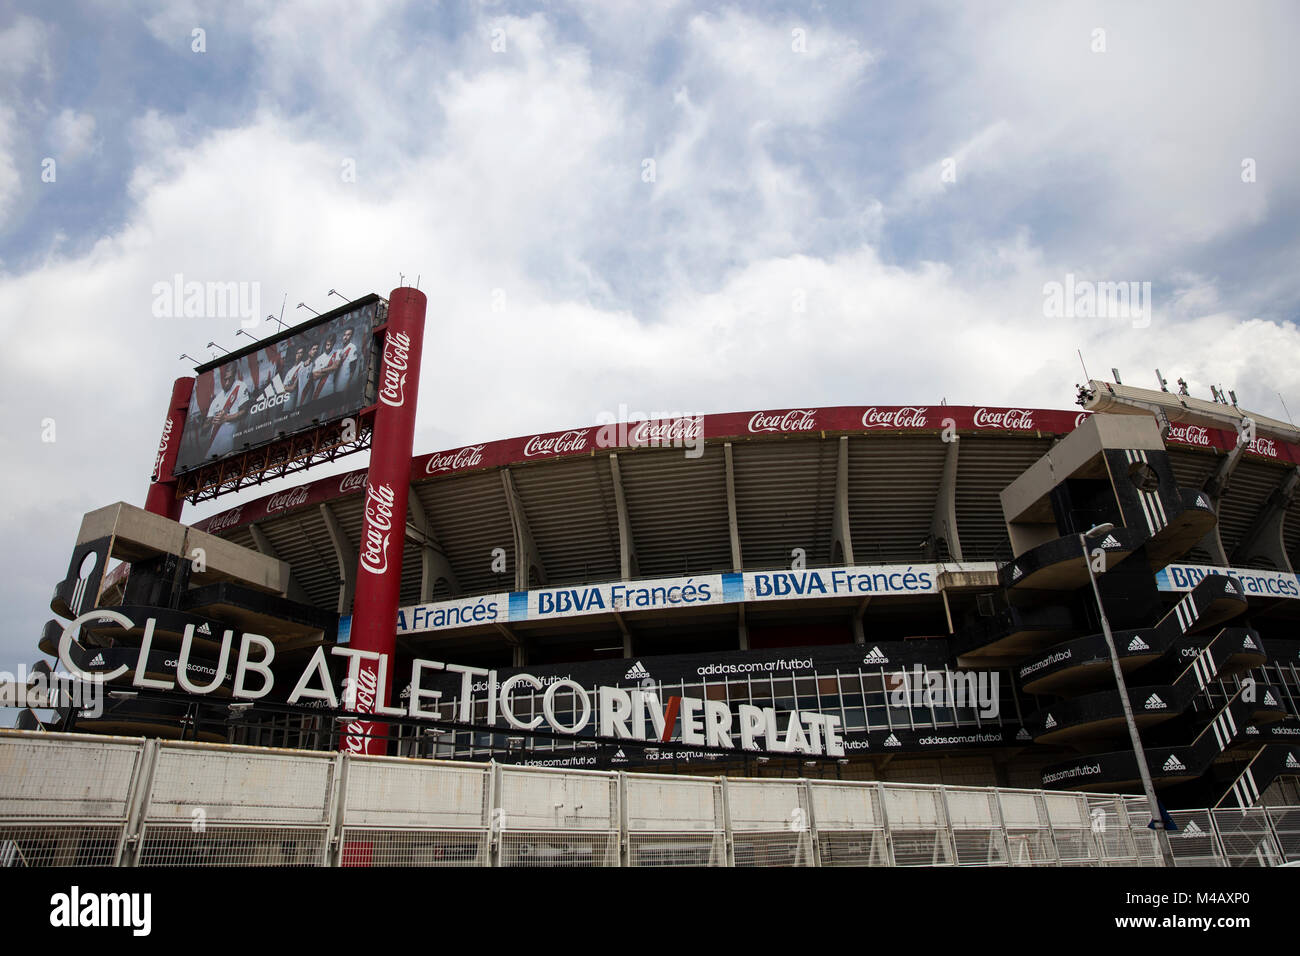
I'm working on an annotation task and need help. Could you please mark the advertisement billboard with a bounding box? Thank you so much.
[175,297,381,472]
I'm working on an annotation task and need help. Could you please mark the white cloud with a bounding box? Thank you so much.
[1,3,1298,676]
[49,108,97,160]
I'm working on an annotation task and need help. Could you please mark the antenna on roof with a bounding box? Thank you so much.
[1155,369,1168,392]
[1279,392,1295,427]
[415,274,421,291]
[1111,367,1122,384]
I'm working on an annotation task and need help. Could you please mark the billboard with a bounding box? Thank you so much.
[175,298,380,472]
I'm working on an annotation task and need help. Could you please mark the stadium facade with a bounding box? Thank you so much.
[26,289,1300,811]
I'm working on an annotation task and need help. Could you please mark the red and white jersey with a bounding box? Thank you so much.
[334,341,359,394]
[314,349,339,399]
[206,378,250,457]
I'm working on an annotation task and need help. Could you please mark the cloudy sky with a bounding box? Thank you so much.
[1,1,1298,679]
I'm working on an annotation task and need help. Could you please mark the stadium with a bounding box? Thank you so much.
[8,286,1300,869]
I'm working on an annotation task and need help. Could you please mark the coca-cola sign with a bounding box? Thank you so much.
[205,505,244,533]
[359,482,396,575]
[629,417,703,445]
[151,417,174,483]
[748,409,818,433]
[425,445,486,474]
[378,330,411,409]
[861,406,929,429]
[342,665,380,754]
[266,487,310,514]
[523,430,590,458]
[973,408,1034,430]
[1249,437,1278,458]
[1167,424,1211,446]
[338,472,367,494]
[1074,412,1090,428]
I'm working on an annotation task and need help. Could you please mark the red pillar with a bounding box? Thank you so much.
[342,287,427,754]
[144,377,195,521]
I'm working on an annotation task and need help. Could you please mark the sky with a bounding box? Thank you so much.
[1,0,1298,681]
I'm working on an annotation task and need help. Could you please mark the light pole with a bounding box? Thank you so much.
[1081,521,1175,866]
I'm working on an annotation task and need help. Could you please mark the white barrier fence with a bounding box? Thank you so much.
[0,730,1295,867]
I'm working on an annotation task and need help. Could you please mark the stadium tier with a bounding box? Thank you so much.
[31,360,1300,809]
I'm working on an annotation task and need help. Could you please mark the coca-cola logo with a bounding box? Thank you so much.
[629,417,703,445]
[267,487,310,513]
[343,663,379,713]
[359,482,396,575]
[338,472,367,494]
[205,505,244,533]
[425,445,486,474]
[523,430,590,458]
[748,409,818,433]
[1167,424,1211,446]
[1249,437,1278,457]
[378,331,411,408]
[151,418,174,483]
[1074,412,1090,428]
[974,407,1034,430]
[861,406,929,429]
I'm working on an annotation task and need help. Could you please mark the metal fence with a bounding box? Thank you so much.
[0,730,1294,867]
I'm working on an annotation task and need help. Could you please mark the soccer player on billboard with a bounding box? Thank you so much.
[281,344,311,412]
[203,362,251,459]
[333,326,360,397]
[312,332,339,401]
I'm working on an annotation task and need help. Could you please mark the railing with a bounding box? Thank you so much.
[0,730,1295,867]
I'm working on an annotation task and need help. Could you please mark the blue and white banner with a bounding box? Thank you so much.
[1156,564,1300,599]
[396,562,998,636]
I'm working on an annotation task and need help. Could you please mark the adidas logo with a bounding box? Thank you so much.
[197,622,211,635]
[1181,819,1204,837]
[1144,694,1166,710]
[1246,726,1259,735]
[1044,714,1057,729]
[1264,692,1278,706]
[1127,635,1150,652]
[1196,495,1209,508]
[883,733,902,748]
[1016,728,1031,741]
[88,652,105,667]
[623,661,650,680]
[250,373,293,414]
[1163,755,1186,772]
[1011,565,1024,580]
[1242,635,1256,649]
[1286,753,1300,770]
[1224,580,1236,593]
[613,748,628,763]
[862,646,889,664]
[1100,534,1120,548]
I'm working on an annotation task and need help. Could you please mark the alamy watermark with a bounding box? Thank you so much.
[1043,273,1151,328]
[594,404,704,459]
[886,665,999,719]
[151,274,261,328]
[0,664,103,718]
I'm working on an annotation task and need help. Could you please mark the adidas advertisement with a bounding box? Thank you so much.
[397,640,1012,767]
[176,299,378,472]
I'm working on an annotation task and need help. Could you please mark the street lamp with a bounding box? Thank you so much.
[1080,521,1175,866]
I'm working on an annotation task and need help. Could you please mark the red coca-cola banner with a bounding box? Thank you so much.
[192,404,1300,535]
[144,377,195,522]
[341,288,426,755]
